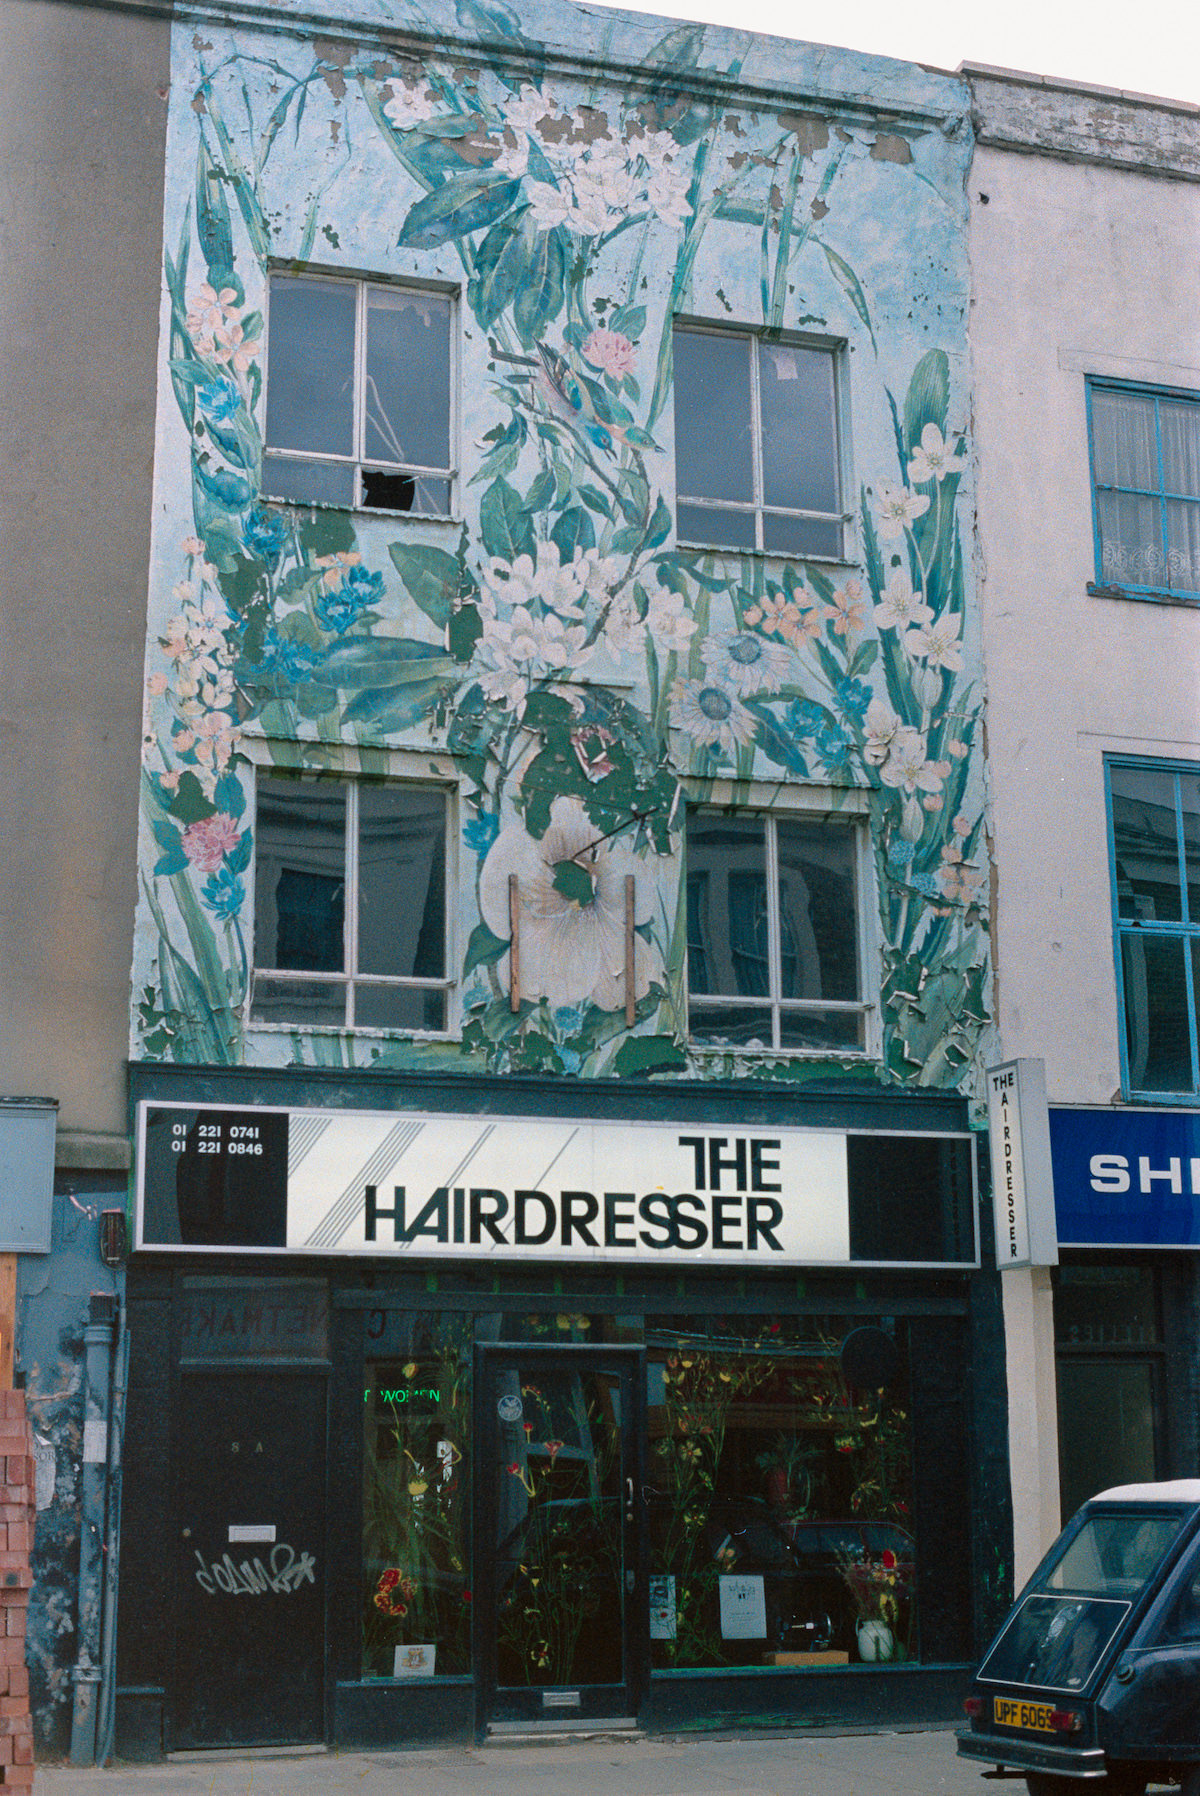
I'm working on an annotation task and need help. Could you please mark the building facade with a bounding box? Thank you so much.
[968,66,1200,1583]
[5,0,1021,1762]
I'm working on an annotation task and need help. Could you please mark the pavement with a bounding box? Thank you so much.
[32,1724,1007,1796]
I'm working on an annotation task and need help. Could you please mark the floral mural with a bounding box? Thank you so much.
[135,2,989,1091]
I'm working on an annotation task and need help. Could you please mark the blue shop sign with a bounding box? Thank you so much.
[1049,1107,1200,1247]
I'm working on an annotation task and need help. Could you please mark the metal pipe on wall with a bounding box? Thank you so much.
[68,1292,116,1766]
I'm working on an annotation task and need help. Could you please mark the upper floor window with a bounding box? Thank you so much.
[1089,380,1200,599]
[686,809,868,1052]
[673,326,843,558]
[251,772,451,1032]
[263,274,453,515]
[1107,758,1200,1098]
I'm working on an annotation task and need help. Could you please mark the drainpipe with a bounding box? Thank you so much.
[69,1292,115,1766]
[95,1305,129,1768]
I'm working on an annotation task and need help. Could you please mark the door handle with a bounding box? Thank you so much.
[625,1477,634,1521]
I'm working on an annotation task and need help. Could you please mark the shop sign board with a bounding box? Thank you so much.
[986,1060,1057,1268]
[134,1101,977,1269]
[1050,1106,1200,1248]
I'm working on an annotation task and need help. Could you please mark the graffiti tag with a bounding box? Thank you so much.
[193,1542,316,1597]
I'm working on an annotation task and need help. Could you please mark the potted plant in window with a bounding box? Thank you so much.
[837,1545,902,1661]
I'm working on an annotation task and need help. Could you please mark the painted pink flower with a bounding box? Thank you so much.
[581,328,635,379]
[180,813,241,873]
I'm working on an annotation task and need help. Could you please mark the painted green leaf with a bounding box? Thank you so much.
[480,475,536,564]
[903,348,950,455]
[463,920,510,977]
[818,242,876,351]
[611,1034,687,1077]
[448,603,484,662]
[316,636,457,688]
[513,228,567,348]
[551,859,594,906]
[341,676,457,732]
[387,542,467,627]
[609,303,647,340]
[193,462,253,510]
[468,205,535,332]
[168,771,219,824]
[196,139,235,285]
[397,176,522,251]
[644,495,672,551]
[525,467,555,514]
[550,506,596,561]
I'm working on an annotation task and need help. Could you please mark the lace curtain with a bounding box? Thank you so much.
[1092,387,1200,592]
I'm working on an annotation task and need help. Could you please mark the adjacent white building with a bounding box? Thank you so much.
[969,63,1200,1580]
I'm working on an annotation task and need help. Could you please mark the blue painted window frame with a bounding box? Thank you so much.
[1105,755,1200,1102]
[1087,376,1200,604]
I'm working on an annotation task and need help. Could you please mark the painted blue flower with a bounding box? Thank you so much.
[552,1004,588,1041]
[201,865,245,920]
[197,378,241,424]
[244,506,289,568]
[463,811,500,858]
[835,676,872,721]
[784,698,825,737]
[271,638,319,682]
[907,870,940,899]
[316,565,385,634]
[343,564,386,605]
[887,839,916,871]
[814,720,852,772]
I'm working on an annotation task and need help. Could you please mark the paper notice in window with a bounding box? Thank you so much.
[719,1574,767,1640]
[649,1574,676,1640]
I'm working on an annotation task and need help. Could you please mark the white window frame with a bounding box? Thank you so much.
[685,800,874,1055]
[261,271,457,517]
[673,322,849,559]
[249,767,455,1035]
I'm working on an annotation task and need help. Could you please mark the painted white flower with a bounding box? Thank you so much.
[669,679,756,757]
[603,590,645,657]
[525,180,573,231]
[384,82,437,128]
[566,171,611,237]
[645,585,698,654]
[494,136,529,178]
[863,696,902,767]
[506,84,561,137]
[645,164,692,230]
[874,569,932,632]
[903,611,964,672]
[478,662,531,713]
[874,480,930,542]
[907,422,966,486]
[701,630,792,696]
[879,727,946,797]
[478,796,660,1010]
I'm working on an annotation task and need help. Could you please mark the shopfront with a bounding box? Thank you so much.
[114,1066,1007,1757]
[1050,1107,1200,1526]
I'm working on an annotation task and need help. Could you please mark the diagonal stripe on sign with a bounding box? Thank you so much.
[530,1126,580,1189]
[303,1118,426,1249]
[288,1113,331,1177]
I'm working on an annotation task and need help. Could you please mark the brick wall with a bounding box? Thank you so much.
[0,1394,35,1788]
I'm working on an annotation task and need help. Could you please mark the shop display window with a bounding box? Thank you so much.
[645,1317,915,1668]
[362,1314,472,1678]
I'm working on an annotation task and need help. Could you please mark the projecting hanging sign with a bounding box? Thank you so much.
[134,1101,977,1268]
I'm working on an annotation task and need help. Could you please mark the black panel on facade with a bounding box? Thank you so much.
[142,1107,289,1248]
[848,1134,974,1263]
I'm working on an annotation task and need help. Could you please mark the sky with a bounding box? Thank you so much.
[602,0,1200,108]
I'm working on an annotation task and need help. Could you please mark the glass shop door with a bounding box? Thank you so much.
[475,1346,645,1728]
